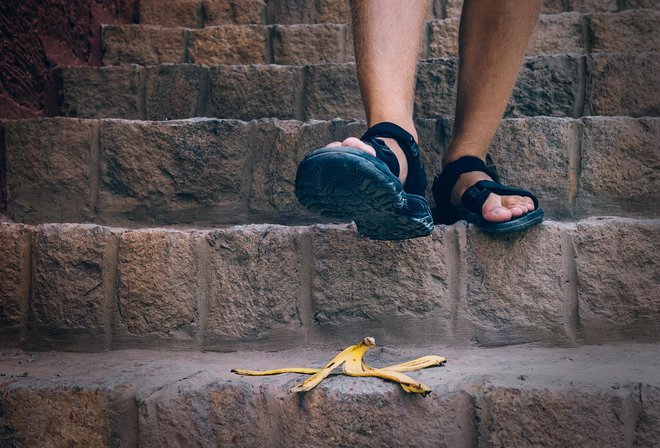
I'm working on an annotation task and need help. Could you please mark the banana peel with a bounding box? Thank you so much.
[231,337,446,395]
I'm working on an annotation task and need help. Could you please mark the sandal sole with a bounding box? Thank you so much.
[462,207,545,234]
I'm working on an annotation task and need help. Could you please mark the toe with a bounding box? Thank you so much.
[341,137,377,157]
[482,193,513,223]
[325,141,342,148]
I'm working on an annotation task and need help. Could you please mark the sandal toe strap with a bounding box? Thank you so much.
[462,180,539,214]
[431,156,499,209]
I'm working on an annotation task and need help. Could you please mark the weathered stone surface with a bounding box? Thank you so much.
[477,385,632,447]
[0,224,29,341]
[0,388,118,448]
[460,222,568,345]
[586,53,660,117]
[415,118,447,197]
[140,0,202,27]
[102,25,185,65]
[626,0,660,8]
[30,224,116,349]
[249,119,332,220]
[188,25,268,65]
[304,63,362,120]
[116,230,201,342]
[577,117,659,216]
[573,218,660,342]
[59,66,143,119]
[203,0,266,25]
[98,119,250,226]
[588,10,660,53]
[272,24,346,65]
[210,65,302,120]
[316,0,352,23]
[636,385,660,447]
[266,0,315,24]
[5,118,96,223]
[414,59,458,118]
[205,226,304,348]
[444,0,570,18]
[443,0,463,18]
[566,0,619,12]
[540,0,565,14]
[529,13,584,55]
[144,64,207,120]
[427,19,459,59]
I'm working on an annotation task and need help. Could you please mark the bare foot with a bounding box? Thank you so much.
[325,137,409,184]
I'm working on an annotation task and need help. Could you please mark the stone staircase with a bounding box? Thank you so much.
[1,0,659,446]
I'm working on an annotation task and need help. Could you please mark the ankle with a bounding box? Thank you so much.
[367,116,418,143]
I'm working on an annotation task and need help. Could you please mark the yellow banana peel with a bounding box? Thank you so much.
[231,337,446,395]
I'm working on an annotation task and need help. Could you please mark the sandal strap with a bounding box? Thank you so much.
[360,122,427,197]
[462,180,539,214]
[431,156,499,208]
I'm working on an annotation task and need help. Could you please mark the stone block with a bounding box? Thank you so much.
[576,117,659,216]
[205,226,304,349]
[272,24,347,65]
[445,0,569,17]
[427,19,459,59]
[541,0,565,14]
[586,53,660,117]
[636,385,660,447]
[5,118,96,223]
[30,224,117,350]
[266,0,315,24]
[460,222,568,345]
[414,59,458,118]
[317,0,352,23]
[140,0,202,27]
[304,63,362,120]
[210,65,302,120]
[188,25,268,65]
[572,218,660,342]
[529,13,584,55]
[249,119,333,220]
[0,224,30,341]
[102,25,185,65]
[98,119,250,226]
[566,0,619,12]
[443,0,463,18]
[203,0,266,25]
[59,66,143,119]
[144,64,207,120]
[588,10,660,53]
[115,230,202,344]
[626,0,660,8]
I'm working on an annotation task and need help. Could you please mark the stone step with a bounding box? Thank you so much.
[4,116,658,227]
[1,344,658,447]
[1,218,658,352]
[102,10,660,66]
[137,0,659,27]
[56,52,660,121]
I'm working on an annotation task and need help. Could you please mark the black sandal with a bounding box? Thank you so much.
[294,122,434,240]
[431,156,544,234]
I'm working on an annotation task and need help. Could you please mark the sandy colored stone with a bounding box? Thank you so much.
[102,25,185,65]
[203,0,266,25]
[5,118,96,223]
[266,0,315,24]
[0,224,29,340]
[576,117,659,216]
[529,12,584,55]
[460,222,567,345]
[188,25,268,64]
[210,64,302,120]
[117,230,201,340]
[205,226,303,347]
[414,59,458,117]
[0,388,117,448]
[586,53,660,117]
[30,224,116,348]
[145,64,207,120]
[140,0,202,27]
[588,10,660,53]
[626,0,660,8]
[317,0,351,23]
[443,0,463,18]
[304,63,363,120]
[427,19,459,59]
[636,385,660,447]
[98,119,250,226]
[272,24,347,64]
[444,0,569,18]
[566,0,619,12]
[572,218,660,341]
[59,66,143,119]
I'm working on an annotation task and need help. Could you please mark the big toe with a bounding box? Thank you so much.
[482,193,516,223]
[341,137,377,157]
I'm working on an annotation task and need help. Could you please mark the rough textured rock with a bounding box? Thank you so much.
[572,218,660,342]
[588,10,660,53]
[58,65,143,119]
[188,25,268,64]
[5,118,97,223]
[427,19,460,59]
[98,119,250,226]
[102,25,185,65]
[145,64,207,120]
[316,0,352,23]
[576,117,659,217]
[30,224,116,350]
[272,24,347,64]
[414,59,458,118]
[0,224,30,341]
[460,222,568,345]
[566,0,619,12]
[585,53,660,117]
[140,0,201,27]
[210,64,302,120]
[203,0,266,25]
[205,226,304,349]
[266,0,316,24]
[304,63,363,120]
[116,230,202,344]
[636,385,660,447]
[529,12,584,55]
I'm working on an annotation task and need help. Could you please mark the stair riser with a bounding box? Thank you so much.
[1,218,658,352]
[102,11,660,66]
[4,117,658,227]
[56,53,660,121]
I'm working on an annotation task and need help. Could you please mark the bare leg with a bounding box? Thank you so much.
[445,0,542,222]
[325,0,429,184]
